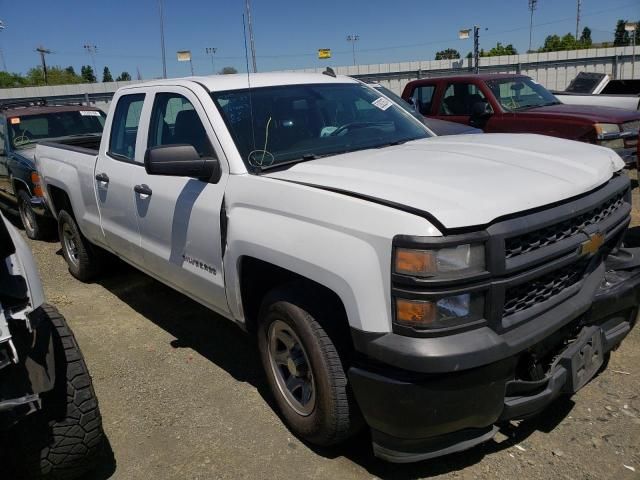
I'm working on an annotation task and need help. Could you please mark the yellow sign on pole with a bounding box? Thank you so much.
[318,49,332,59]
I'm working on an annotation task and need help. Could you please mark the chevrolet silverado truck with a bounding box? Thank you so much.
[0,100,106,239]
[553,72,640,111]
[0,212,104,478]
[401,73,640,166]
[34,72,640,463]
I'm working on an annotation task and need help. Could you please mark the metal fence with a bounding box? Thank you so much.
[0,45,637,105]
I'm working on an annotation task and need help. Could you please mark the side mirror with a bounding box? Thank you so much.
[144,145,221,183]
[472,101,493,118]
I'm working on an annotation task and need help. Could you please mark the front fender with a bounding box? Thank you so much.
[224,175,438,333]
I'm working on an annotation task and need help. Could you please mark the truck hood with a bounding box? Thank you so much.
[523,103,640,123]
[264,134,624,230]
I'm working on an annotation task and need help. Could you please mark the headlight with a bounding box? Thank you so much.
[395,293,485,329]
[394,244,485,278]
[595,123,621,139]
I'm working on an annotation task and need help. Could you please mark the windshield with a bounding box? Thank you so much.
[8,110,105,149]
[211,83,430,171]
[485,77,560,111]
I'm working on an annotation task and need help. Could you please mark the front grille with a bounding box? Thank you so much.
[622,120,640,134]
[503,261,587,317]
[504,190,627,259]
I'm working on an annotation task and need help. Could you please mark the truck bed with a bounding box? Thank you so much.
[38,135,102,155]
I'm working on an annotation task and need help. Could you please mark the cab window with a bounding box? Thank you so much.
[148,93,215,158]
[439,83,487,115]
[411,85,436,115]
[108,94,145,161]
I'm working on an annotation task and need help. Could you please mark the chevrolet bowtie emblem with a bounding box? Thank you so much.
[580,232,605,257]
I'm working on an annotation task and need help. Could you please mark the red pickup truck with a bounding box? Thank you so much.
[401,74,640,165]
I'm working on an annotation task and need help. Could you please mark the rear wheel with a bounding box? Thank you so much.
[12,304,104,479]
[257,285,362,446]
[57,210,102,282]
[17,189,54,240]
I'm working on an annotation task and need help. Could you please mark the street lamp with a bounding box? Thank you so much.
[346,34,360,66]
[159,0,167,78]
[625,22,637,79]
[206,47,217,74]
[0,21,6,72]
[459,26,482,74]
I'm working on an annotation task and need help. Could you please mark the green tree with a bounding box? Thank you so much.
[539,33,580,52]
[579,27,592,47]
[0,71,27,88]
[614,19,630,46]
[65,66,77,76]
[80,65,97,83]
[435,48,460,60]
[219,66,238,75]
[102,66,114,82]
[481,42,518,57]
[24,66,83,86]
[116,71,132,81]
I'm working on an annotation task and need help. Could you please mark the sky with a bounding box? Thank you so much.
[0,0,638,80]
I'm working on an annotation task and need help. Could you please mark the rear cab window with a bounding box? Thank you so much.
[439,83,487,115]
[108,94,145,162]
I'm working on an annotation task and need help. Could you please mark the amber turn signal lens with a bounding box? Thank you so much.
[31,172,44,197]
[396,298,436,327]
[395,249,435,276]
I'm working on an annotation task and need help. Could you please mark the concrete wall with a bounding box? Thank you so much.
[0,46,638,101]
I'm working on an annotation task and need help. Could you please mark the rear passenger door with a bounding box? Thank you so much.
[94,92,146,264]
[134,87,230,315]
[432,82,489,127]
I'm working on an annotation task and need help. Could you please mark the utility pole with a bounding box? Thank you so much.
[206,47,217,74]
[83,44,98,73]
[346,34,360,66]
[626,23,637,79]
[528,0,537,52]
[575,0,582,40]
[35,46,52,84]
[245,0,257,73]
[158,0,167,78]
[0,21,6,71]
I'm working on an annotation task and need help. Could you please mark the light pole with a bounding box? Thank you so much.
[346,34,359,66]
[528,0,537,52]
[0,21,6,72]
[159,0,167,78]
[83,44,98,74]
[459,26,481,74]
[245,0,257,73]
[206,47,217,74]
[626,23,637,79]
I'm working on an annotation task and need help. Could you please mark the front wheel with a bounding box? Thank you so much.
[257,286,362,446]
[17,190,54,240]
[12,305,105,479]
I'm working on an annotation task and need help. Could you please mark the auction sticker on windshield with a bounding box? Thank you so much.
[372,97,393,111]
[10,117,20,124]
[80,111,102,116]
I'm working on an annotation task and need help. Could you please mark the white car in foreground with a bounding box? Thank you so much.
[34,72,639,463]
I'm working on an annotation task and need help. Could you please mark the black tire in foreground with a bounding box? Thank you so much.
[257,284,362,447]
[17,190,54,240]
[11,304,104,480]
[57,210,102,282]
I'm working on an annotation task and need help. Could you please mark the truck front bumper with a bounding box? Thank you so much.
[348,251,640,463]
[28,196,50,217]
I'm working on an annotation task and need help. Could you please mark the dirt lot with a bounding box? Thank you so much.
[4,174,640,480]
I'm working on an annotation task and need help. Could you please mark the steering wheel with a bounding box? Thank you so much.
[329,121,387,136]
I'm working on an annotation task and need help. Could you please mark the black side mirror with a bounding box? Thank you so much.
[471,101,493,118]
[144,145,221,183]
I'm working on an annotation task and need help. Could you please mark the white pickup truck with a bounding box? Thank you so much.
[35,72,640,463]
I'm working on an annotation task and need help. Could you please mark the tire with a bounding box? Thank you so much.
[257,284,362,447]
[57,210,101,282]
[17,189,54,240]
[12,304,104,480]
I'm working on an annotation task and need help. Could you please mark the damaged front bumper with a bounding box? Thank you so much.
[349,248,640,463]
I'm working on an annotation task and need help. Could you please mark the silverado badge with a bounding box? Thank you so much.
[580,232,605,257]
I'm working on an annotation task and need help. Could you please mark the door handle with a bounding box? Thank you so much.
[134,184,152,196]
[95,172,109,183]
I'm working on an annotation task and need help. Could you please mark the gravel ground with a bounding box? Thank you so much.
[3,173,640,480]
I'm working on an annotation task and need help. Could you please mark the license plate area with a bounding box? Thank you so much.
[558,326,604,393]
